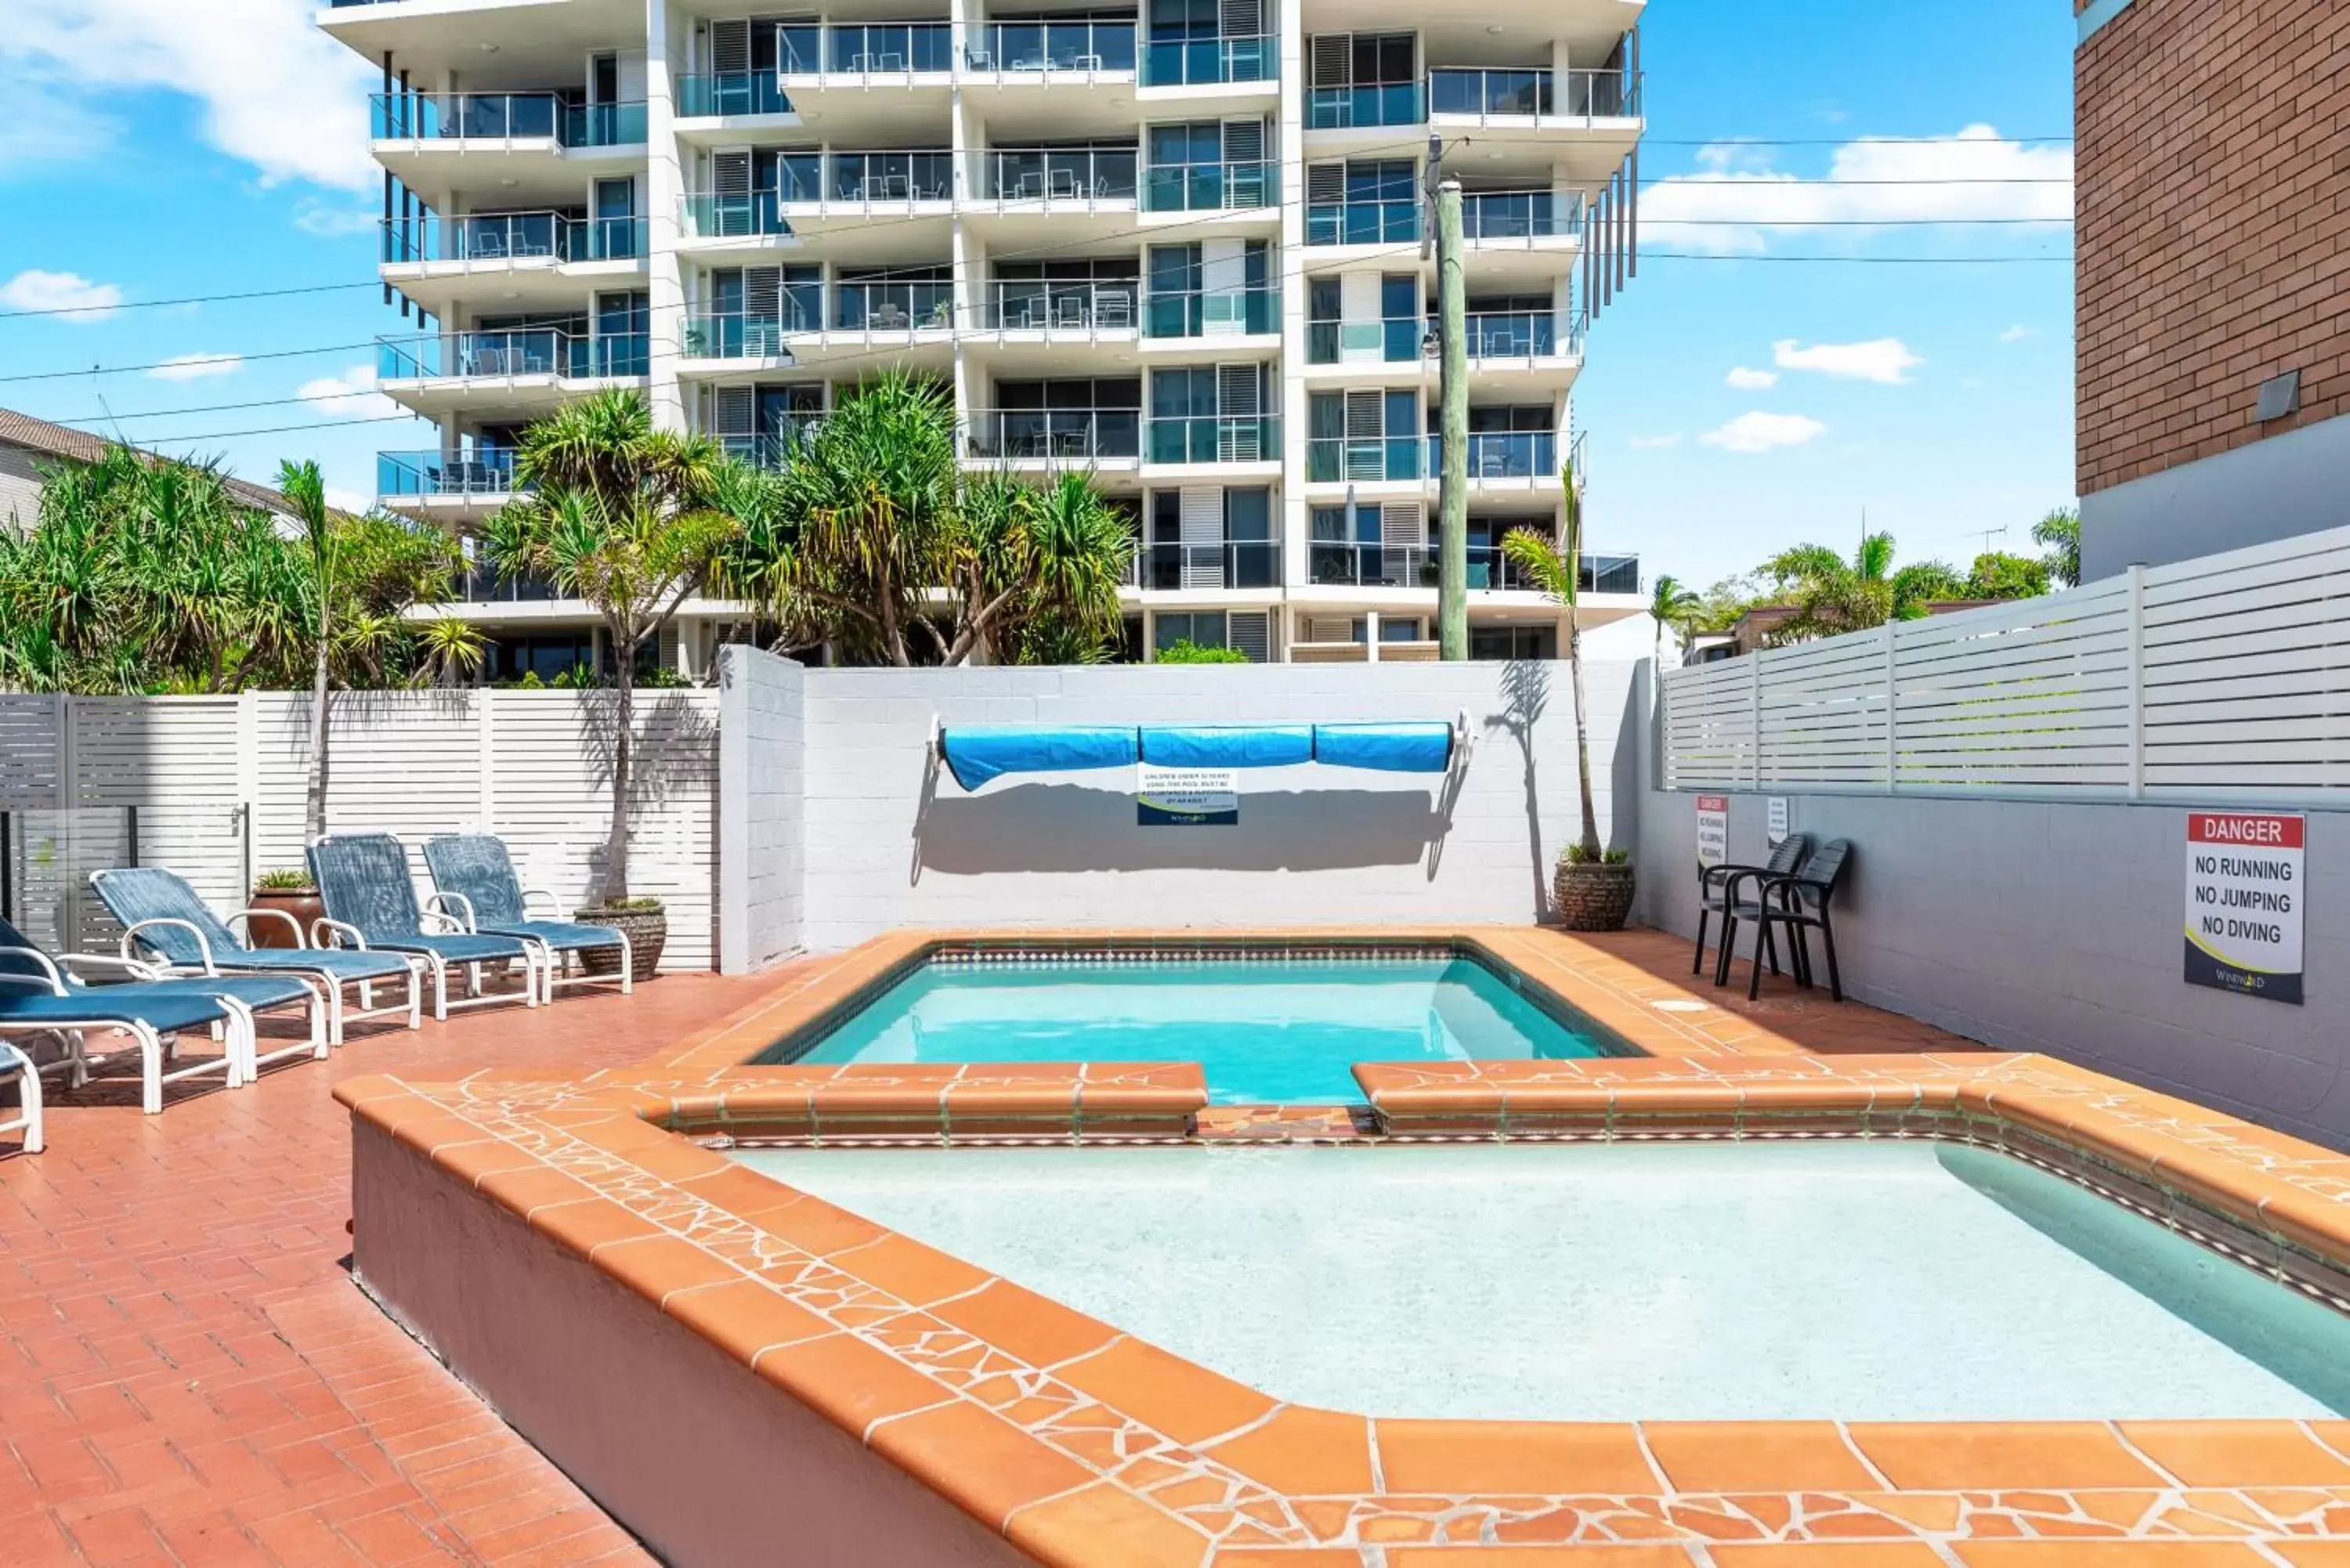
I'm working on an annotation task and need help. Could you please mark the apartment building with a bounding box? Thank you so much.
[2074,0,2350,581]
[323,0,1647,674]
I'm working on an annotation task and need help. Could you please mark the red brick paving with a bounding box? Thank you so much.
[0,970,782,1567]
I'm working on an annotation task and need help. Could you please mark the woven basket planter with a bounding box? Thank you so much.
[576,906,667,982]
[1552,861,1636,932]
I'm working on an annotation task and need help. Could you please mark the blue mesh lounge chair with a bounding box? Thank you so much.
[0,913,324,1113]
[422,834,631,999]
[90,866,425,1046]
[2,1039,41,1154]
[307,834,540,1020]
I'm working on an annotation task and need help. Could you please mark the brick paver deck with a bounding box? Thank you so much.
[0,934,1987,1566]
[0,971,779,1567]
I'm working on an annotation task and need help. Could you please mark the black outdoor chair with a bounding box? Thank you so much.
[1694,833,1812,985]
[1744,838,1854,1002]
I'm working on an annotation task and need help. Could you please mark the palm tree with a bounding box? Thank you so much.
[277,461,338,842]
[482,390,738,905]
[1499,459,1603,862]
[2034,506,2081,588]
[1647,573,1698,670]
[1761,532,1965,643]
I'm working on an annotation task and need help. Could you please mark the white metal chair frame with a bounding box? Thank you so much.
[309,906,544,1022]
[0,946,325,1113]
[1,1039,42,1154]
[112,902,425,1047]
[428,886,634,1002]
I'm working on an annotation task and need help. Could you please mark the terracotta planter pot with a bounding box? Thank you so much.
[247,889,324,948]
[1552,861,1636,932]
[576,906,667,982]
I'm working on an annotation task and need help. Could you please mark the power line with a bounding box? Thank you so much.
[0,281,382,322]
[0,339,388,386]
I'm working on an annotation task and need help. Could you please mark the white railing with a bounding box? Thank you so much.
[1659,521,2350,804]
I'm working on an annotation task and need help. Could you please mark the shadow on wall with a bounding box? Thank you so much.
[1482,659,1550,919]
[911,782,1449,876]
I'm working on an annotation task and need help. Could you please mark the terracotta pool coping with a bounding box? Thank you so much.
[335,927,2350,1564]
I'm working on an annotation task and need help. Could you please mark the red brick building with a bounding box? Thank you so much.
[2073,0,2350,579]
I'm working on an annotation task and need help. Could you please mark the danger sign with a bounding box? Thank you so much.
[2184,812,2305,1006]
[1696,795,1730,870]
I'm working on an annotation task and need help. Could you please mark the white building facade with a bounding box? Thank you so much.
[323,0,1647,674]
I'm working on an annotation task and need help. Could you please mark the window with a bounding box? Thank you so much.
[490,631,595,684]
[1382,273,1423,361]
[1470,625,1557,661]
[1154,610,1227,654]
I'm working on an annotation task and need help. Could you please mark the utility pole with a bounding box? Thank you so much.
[1435,173,1468,659]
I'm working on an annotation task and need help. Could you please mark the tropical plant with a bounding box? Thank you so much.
[414,615,490,688]
[1154,639,1248,665]
[1647,573,1700,668]
[2033,506,2081,588]
[254,867,317,892]
[1499,459,1604,863]
[1965,550,2052,602]
[1758,532,1966,643]
[480,389,739,905]
[276,460,341,842]
[715,374,1134,667]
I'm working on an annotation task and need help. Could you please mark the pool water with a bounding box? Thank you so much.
[732,1140,2350,1422]
[770,956,1617,1103]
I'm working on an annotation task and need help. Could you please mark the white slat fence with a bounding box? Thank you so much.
[0,690,717,966]
[1661,521,2350,805]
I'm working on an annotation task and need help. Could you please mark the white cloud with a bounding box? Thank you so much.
[1701,413,1828,454]
[292,197,381,238]
[0,62,118,171]
[1640,125,2073,255]
[0,269,123,321]
[1725,367,1779,390]
[1999,323,2035,343]
[324,486,370,515]
[147,352,244,382]
[1773,338,1924,385]
[297,363,402,420]
[1628,433,1684,450]
[1,1,377,193]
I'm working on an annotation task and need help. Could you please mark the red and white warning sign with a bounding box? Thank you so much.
[2184,811,2305,1005]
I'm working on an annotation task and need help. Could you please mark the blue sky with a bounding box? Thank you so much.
[0,0,2076,588]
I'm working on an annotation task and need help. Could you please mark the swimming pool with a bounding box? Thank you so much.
[733,1139,2350,1422]
[757,952,1622,1103]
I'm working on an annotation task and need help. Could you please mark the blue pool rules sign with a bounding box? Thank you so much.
[1137,764,1238,826]
[2185,811,2304,1005]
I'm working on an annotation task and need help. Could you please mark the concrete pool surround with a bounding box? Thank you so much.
[338,927,2350,1566]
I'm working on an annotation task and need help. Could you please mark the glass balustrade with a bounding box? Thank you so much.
[1305,82,1423,130]
[982,283,1140,331]
[369,93,645,146]
[1140,35,1275,86]
[1306,199,1419,246]
[826,150,954,202]
[966,22,1137,73]
[1306,436,1426,484]
[1141,161,1273,212]
[682,299,823,358]
[376,330,649,381]
[677,73,794,117]
[831,280,955,330]
[377,450,518,500]
[378,212,646,264]
[975,148,1139,202]
[1134,541,1282,591]
[1142,287,1277,338]
[1146,416,1280,464]
[1427,67,1551,117]
[964,409,1142,461]
[828,23,953,73]
[1460,190,1582,240]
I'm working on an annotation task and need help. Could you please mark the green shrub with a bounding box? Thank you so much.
[1154,639,1248,665]
[254,868,316,892]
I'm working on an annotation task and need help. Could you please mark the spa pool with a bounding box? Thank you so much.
[731,1139,2350,1423]
[755,953,1624,1103]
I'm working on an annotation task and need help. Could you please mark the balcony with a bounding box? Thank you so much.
[1302,545,1636,594]
[964,409,1142,463]
[1307,435,1424,484]
[376,329,650,384]
[822,23,953,74]
[1305,82,1423,131]
[1146,415,1279,465]
[1130,541,1282,591]
[715,428,822,468]
[680,302,823,360]
[823,150,956,204]
[1430,66,1640,120]
[978,282,1140,334]
[1449,430,1560,480]
[1140,34,1277,88]
[682,191,795,241]
[369,93,647,149]
[831,280,955,331]
[965,21,1137,75]
[378,450,519,505]
[1307,316,1425,365]
[1307,198,1419,247]
[380,211,645,266]
[1141,161,1274,213]
[1465,310,1584,360]
[1462,190,1583,242]
[1143,286,1277,339]
[677,74,794,118]
[972,148,1140,205]
[450,564,562,605]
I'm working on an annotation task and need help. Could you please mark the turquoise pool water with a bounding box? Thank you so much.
[733,1140,2350,1422]
[770,956,1618,1103]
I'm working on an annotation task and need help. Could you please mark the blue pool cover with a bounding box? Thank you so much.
[942,721,1455,789]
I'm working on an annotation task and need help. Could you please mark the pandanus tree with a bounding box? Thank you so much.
[1760,532,1965,644]
[482,390,739,905]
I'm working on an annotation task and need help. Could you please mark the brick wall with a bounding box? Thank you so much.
[2076,0,2350,496]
